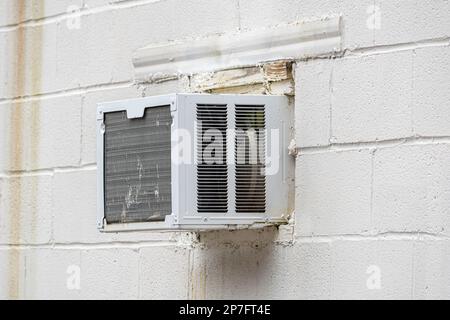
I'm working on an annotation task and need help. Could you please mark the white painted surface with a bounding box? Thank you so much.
[133,16,341,81]
[0,0,449,300]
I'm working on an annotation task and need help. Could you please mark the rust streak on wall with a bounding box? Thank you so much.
[29,0,43,237]
[7,0,44,299]
[8,0,27,300]
[27,0,45,299]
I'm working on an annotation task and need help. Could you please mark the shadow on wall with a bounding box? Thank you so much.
[190,227,291,299]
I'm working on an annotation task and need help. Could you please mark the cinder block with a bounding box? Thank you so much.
[296,150,372,236]
[239,0,374,49]
[37,95,82,169]
[0,105,10,172]
[0,249,26,299]
[139,246,190,299]
[261,242,332,299]
[0,1,32,27]
[192,241,331,299]
[375,0,450,45]
[295,59,333,147]
[331,240,414,299]
[1,30,22,98]
[1,23,58,99]
[239,0,448,49]
[332,51,413,143]
[55,0,239,91]
[0,0,23,26]
[24,248,82,300]
[52,169,109,244]
[191,245,259,299]
[413,240,450,299]
[4,0,236,94]
[0,102,21,172]
[412,46,450,137]
[0,175,53,245]
[0,0,83,26]
[373,144,450,234]
[38,0,84,20]
[80,248,139,299]
[113,0,240,51]
[0,95,82,171]
[55,10,132,92]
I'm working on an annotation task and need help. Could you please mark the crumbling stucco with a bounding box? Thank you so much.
[190,61,295,96]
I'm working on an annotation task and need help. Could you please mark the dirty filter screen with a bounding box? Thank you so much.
[104,106,172,223]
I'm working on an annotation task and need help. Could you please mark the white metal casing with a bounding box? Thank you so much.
[97,94,294,231]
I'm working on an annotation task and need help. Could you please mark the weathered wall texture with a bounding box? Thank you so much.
[0,0,449,299]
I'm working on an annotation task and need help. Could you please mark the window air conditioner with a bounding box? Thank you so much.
[97,94,293,231]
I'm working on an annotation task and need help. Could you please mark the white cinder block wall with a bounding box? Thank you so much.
[0,0,449,300]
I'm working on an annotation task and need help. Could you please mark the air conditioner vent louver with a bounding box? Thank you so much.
[196,104,228,213]
[103,106,172,223]
[235,105,266,213]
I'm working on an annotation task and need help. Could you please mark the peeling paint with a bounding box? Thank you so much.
[191,67,264,92]
[267,79,295,96]
[190,61,295,96]
[209,83,266,95]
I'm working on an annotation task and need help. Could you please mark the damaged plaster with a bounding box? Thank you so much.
[190,61,295,95]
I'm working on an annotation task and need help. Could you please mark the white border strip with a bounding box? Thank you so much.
[133,16,342,81]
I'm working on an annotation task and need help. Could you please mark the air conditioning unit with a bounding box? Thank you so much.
[97,94,294,231]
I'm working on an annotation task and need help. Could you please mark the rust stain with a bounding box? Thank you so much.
[191,261,207,300]
[7,0,44,299]
[27,0,44,299]
[29,0,43,233]
[7,0,27,300]
[188,250,207,300]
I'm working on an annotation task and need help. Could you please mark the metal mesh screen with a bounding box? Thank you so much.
[104,106,172,223]
[235,105,266,213]
[196,104,228,213]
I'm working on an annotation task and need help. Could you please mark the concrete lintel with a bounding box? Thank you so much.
[133,16,342,82]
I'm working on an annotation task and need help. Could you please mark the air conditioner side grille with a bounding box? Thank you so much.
[235,105,266,213]
[196,104,228,213]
